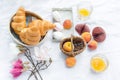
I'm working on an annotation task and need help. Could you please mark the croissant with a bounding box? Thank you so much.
[19,27,41,45]
[19,28,27,43]
[28,20,56,36]
[11,7,26,35]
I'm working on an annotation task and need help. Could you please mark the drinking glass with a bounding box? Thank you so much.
[77,1,93,21]
[90,54,109,73]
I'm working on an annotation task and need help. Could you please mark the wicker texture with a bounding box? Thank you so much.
[60,36,86,57]
[9,11,47,46]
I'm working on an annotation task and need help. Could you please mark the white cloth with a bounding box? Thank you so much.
[0,0,120,80]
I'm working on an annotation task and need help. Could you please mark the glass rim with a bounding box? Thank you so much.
[90,54,109,73]
[77,1,93,20]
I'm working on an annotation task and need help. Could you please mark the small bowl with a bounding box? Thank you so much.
[60,36,86,57]
[9,11,47,47]
[90,54,109,73]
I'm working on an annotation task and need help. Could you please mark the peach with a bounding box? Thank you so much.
[88,40,98,50]
[66,57,76,67]
[92,27,106,42]
[63,42,73,52]
[63,19,72,29]
[81,32,91,43]
[75,24,90,35]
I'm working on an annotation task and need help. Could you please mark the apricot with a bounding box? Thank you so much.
[81,32,91,43]
[66,57,76,67]
[63,19,72,29]
[63,42,73,52]
[88,40,98,50]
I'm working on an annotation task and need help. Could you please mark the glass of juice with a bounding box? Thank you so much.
[90,54,109,73]
[77,1,93,20]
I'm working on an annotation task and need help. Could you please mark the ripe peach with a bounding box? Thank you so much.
[66,57,76,67]
[75,24,90,35]
[81,32,91,43]
[63,19,72,29]
[92,27,106,42]
[88,40,98,50]
[63,42,73,52]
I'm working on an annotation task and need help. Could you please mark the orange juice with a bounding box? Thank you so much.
[77,1,92,20]
[91,56,107,72]
[78,8,90,17]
